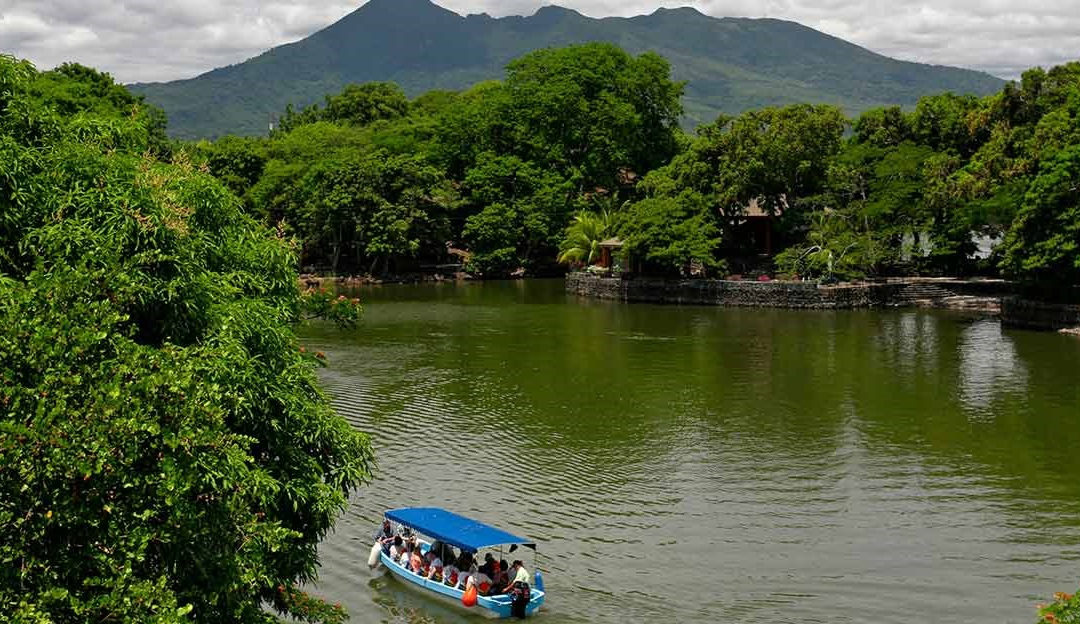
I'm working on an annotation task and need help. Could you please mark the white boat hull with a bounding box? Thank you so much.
[378,548,545,619]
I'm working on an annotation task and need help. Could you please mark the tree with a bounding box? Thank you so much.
[461,202,522,276]
[28,62,170,156]
[908,92,983,155]
[501,43,684,192]
[558,210,615,265]
[999,143,1080,286]
[323,82,409,126]
[433,45,685,275]
[202,135,267,199]
[619,196,723,276]
[0,55,372,624]
[277,82,410,133]
[460,152,570,274]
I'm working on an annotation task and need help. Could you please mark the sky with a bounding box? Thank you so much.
[0,0,1077,84]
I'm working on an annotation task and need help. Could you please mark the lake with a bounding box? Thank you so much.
[297,279,1080,623]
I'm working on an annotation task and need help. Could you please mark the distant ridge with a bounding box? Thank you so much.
[131,0,1004,139]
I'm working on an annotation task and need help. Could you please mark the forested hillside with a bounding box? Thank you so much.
[131,0,1003,138]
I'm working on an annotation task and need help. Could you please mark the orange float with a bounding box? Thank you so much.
[462,584,478,607]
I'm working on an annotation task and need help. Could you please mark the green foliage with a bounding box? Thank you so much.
[774,61,1080,282]
[648,104,847,217]
[130,36,1080,289]
[279,82,410,133]
[774,211,888,281]
[558,210,616,265]
[29,62,170,156]
[619,196,723,276]
[459,152,572,275]
[502,43,684,189]
[199,135,268,198]
[233,43,684,278]
[461,203,522,276]
[1037,587,1080,624]
[999,144,1080,285]
[0,54,372,624]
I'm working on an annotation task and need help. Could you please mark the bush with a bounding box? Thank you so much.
[1038,587,1080,624]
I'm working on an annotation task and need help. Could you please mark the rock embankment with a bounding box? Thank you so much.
[566,273,1007,312]
[1000,297,1080,334]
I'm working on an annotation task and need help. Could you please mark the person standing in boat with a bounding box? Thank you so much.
[373,520,394,554]
[502,560,531,618]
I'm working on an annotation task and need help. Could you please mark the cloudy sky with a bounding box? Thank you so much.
[1,0,1077,83]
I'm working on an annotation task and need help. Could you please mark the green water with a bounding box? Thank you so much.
[298,279,1080,623]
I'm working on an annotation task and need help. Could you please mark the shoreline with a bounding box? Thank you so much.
[300,272,474,289]
[565,273,1080,334]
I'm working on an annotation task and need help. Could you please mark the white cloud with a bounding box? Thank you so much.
[0,0,1076,83]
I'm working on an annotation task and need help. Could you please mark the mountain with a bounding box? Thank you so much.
[131,0,1005,139]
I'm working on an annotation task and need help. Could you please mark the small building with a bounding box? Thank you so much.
[729,197,784,256]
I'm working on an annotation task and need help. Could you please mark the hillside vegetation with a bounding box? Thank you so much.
[130,0,1003,139]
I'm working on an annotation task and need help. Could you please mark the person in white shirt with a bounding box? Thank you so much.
[501,560,530,593]
[398,542,414,567]
[442,561,459,586]
[388,536,404,560]
[465,567,492,593]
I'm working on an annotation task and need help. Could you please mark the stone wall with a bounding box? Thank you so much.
[566,273,903,309]
[566,273,1010,311]
[1001,297,1080,333]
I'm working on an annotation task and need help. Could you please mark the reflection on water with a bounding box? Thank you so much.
[874,311,940,376]
[298,280,1080,623]
[958,320,1028,417]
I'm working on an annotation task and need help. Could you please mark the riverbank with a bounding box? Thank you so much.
[567,273,1080,334]
[1000,297,1080,334]
[566,273,1007,311]
[300,272,471,289]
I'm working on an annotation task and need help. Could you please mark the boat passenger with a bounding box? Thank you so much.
[409,544,424,575]
[456,555,477,589]
[447,552,471,587]
[443,560,459,587]
[425,550,443,581]
[478,553,496,578]
[492,559,510,588]
[373,520,394,553]
[389,535,405,560]
[465,568,492,595]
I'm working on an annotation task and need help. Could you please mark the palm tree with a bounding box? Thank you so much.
[557,210,614,265]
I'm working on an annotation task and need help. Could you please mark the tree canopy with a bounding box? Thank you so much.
[0,54,372,624]
[146,45,1080,289]
[211,43,685,278]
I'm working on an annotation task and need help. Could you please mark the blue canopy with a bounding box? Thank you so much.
[385,507,536,553]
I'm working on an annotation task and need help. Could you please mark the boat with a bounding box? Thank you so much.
[370,507,546,618]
